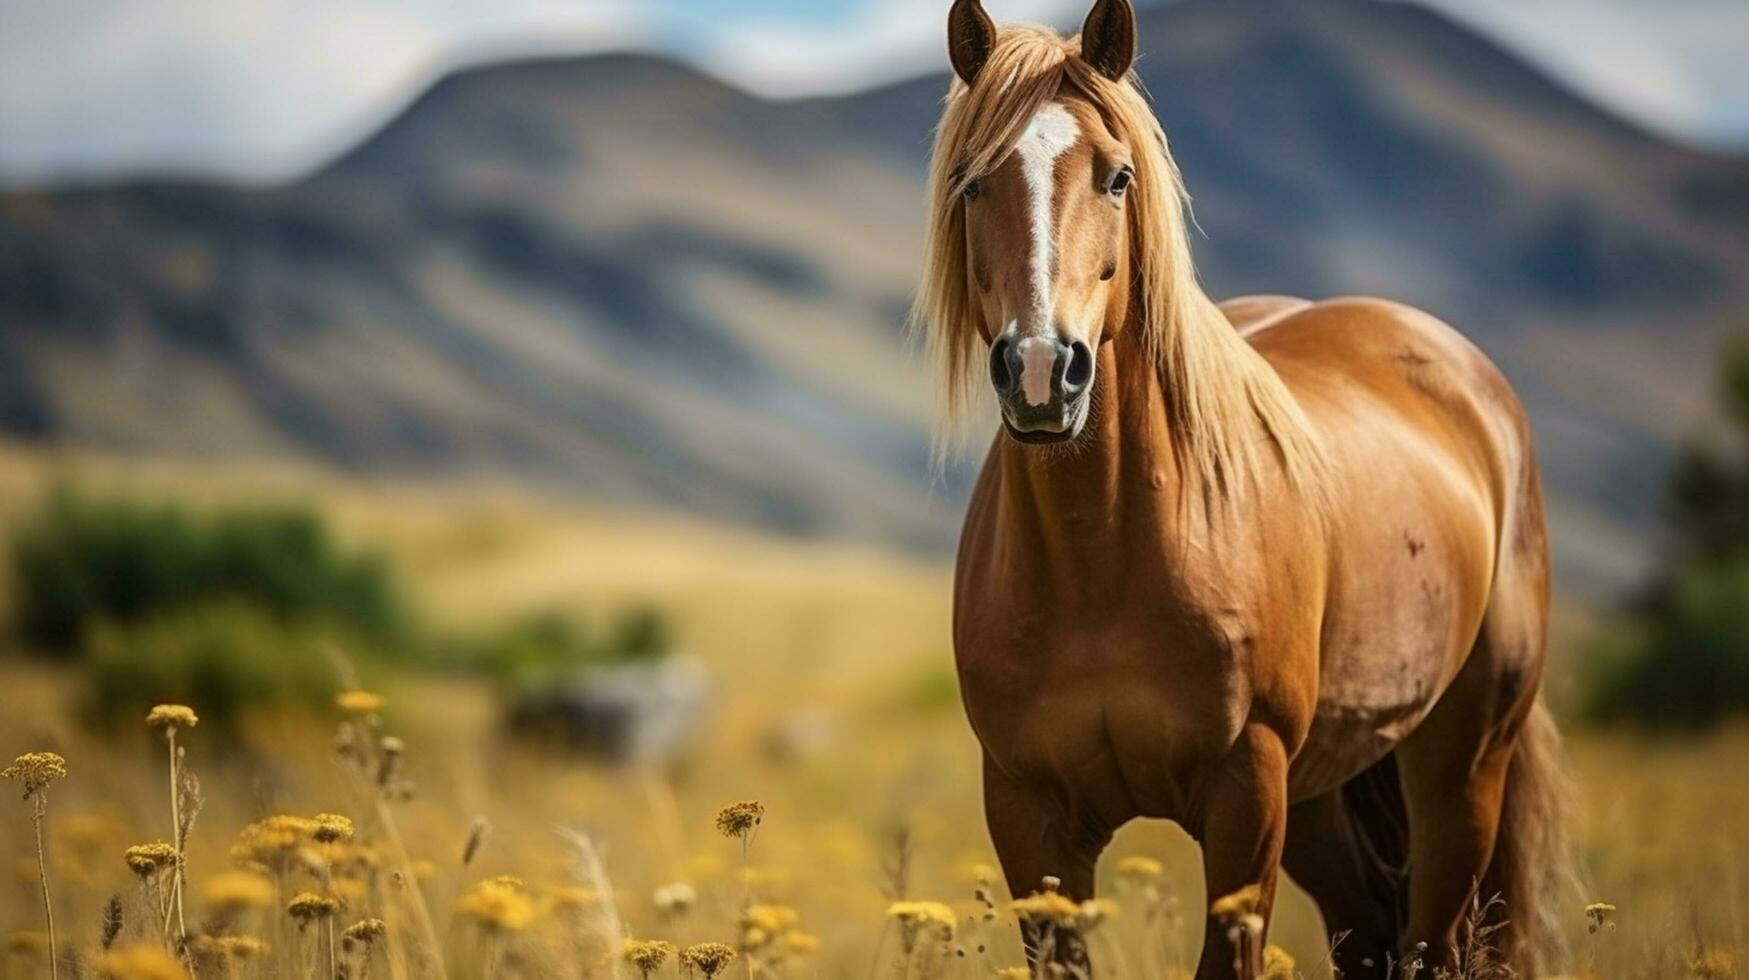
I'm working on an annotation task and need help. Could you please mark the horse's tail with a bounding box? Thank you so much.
[1485,697,1580,975]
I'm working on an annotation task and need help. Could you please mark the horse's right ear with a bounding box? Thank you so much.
[947,0,997,86]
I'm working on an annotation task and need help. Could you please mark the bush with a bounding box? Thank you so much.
[10,487,406,655]
[81,603,340,729]
[1584,561,1749,727]
[1582,334,1749,727]
[446,607,671,692]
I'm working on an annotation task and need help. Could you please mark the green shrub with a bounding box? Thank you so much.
[445,607,671,691]
[1582,334,1749,727]
[81,602,339,729]
[1584,561,1749,728]
[10,487,406,655]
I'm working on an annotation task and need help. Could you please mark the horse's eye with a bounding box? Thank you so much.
[1108,168,1133,195]
[962,179,982,201]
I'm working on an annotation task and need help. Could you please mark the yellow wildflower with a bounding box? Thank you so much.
[335,691,385,714]
[344,918,387,943]
[623,938,677,976]
[888,899,957,948]
[1116,855,1163,881]
[124,842,178,879]
[455,879,535,933]
[1011,891,1081,927]
[714,801,764,841]
[2,752,67,799]
[145,705,198,731]
[680,942,737,978]
[742,904,799,935]
[92,943,188,980]
[202,870,273,910]
[286,892,339,925]
[781,930,821,955]
[1262,945,1296,980]
[312,813,354,843]
[1210,885,1261,924]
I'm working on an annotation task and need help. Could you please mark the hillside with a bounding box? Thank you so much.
[2,0,1746,593]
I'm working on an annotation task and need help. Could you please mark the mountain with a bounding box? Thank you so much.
[2,0,1747,594]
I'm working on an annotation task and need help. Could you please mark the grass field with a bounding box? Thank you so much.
[0,448,1743,979]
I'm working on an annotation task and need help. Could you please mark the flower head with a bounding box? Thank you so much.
[93,943,189,980]
[680,942,738,978]
[202,870,273,910]
[1585,901,1617,934]
[887,901,956,930]
[124,842,178,879]
[714,801,764,842]
[1262,944,1296,980]
[344,918,387,943]
[145,705,199,731]
[312,813,354,843]
[286,891,340,925]
[2,752,67,799]
[192,935,268,963]
[623,938,677,975]
[1210,885,1262,924]
[455,879,535,933]
[1011,891,1081,927]
[335,691,384,714]
[1116,855,1163,881]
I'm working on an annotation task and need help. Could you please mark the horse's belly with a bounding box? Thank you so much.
[1288,634,1452,800]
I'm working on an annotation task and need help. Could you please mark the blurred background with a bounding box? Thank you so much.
[0,0,1746,977]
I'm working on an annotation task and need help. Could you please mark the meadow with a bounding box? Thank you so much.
[0,446,1743,979]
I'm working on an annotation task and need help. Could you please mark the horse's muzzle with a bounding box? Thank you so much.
[990,334,1094,442]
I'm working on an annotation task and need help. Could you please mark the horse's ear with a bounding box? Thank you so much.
[1079,0,1137,80]
[947,0,997,86]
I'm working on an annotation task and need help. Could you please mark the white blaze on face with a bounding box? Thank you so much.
[1013,101,1080,406]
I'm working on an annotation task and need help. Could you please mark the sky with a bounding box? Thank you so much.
[0,0,1745,186]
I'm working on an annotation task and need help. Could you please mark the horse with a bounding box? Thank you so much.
[915,2,1575,977]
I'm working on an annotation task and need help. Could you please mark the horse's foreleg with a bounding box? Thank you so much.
[982,754,1109,976]
[1193,723,1289,980]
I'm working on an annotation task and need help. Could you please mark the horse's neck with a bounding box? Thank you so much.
[994,325,1181,593]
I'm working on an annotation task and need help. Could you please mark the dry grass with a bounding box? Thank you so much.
[0,450,1743,979]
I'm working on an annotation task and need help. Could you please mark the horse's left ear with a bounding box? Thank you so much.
[1079,0,1137,80]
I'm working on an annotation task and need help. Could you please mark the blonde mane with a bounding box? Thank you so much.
[912,24,1326,505]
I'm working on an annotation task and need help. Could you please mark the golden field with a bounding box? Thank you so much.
[0,447,1743,979]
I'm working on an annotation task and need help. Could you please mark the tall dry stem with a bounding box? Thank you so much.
[32,794,60,980]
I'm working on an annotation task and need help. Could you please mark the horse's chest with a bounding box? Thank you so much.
[957,624,1244,821]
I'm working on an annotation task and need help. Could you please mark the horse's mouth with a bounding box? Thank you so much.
[1000,393,1091,445]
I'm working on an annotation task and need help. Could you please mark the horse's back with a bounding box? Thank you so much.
[1234,296,1549,799]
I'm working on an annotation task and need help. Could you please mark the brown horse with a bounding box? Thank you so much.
[916,2,1575,977]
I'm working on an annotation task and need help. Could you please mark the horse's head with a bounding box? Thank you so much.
[944,0,1140,444]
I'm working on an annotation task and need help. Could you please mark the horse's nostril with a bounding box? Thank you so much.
[1064,341,1093,391]
[989,337,1016,393]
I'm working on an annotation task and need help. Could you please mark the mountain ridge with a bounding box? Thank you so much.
[2,0,1746,595]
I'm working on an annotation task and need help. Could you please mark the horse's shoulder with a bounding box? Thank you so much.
[1249,296,1501,390]
[1218,294,1314,336]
